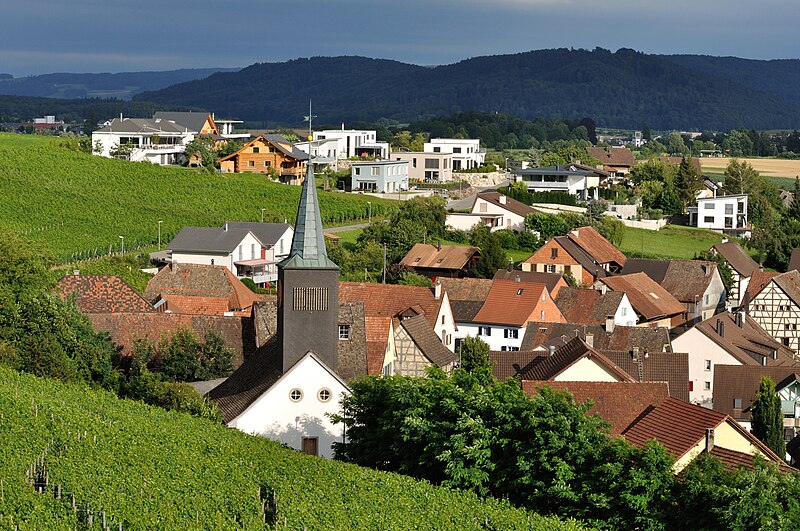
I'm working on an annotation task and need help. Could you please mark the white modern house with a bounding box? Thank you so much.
[295,138,341,170]
[392,152,453,182]
[689,194,750,236]
[166,222,293,285]
[214,118,250,140]
[351,160,409,193]
[226,352,349,458]
[312,128,389,159]
[424,139,485,170]
[446,192,537,233]
[512,165,601,200]
[91,117,197,165]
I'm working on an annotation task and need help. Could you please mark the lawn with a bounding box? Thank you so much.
[619,224,725,259]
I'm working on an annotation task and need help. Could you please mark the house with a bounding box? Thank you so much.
[521,226,627,285]
[672,311,796,408]
[492,269,568,297]
[91,116,197,165]
[747,270,800,351]
[688,194,750,236]
[455,279,565,352]
[144,262,260,317]
[57,274,155,313]
[622,396,792,473]
[520,321,673,355]
[295,138,341,171]
[622,258,726,324]
[350,160,409,193]
[439,278,493,334]
[209,162,352,457]
[512,165,600,200]
[166,222,293,285]
[392,152,453,183]
[338,282,458,376]
[213,118,250,141]
[152,111,220,137]
[600,272,687,327]
[312,128,389,159]
[713,365,800,455]
[554,287,637,327]
[446,191,538,233]
[712,239,761,306]
[522,381,670,436]
[218,135,308,184]
[399,243,481,279]
[586,146,635,179]
[424,138,485,170]
[24,115,65,131]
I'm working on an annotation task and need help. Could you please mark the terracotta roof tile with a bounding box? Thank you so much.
[712,241,761,277]
[400,315,458,367]
[520,322,672,354]
[773,270,800,306]
[601,272,685,321]
[400,243,480,271]
[624,259,719,303]
[472,280,551,326]
[439,278,493,302]
[601,349,689,401]
[707,446,796,474]
[57,275,154,313]
[145,263,258,313]
[488,350,542,381]
[566,226,627,267]
[155,294,242,316]
[492,270,566,295]
[745,270,780,302]
[586,146,635,168]
[691,312,796,366]
[554,287,624,324]
[520,337,634,382]
[338,282,444,329]
[522,381,670,436]
[712,365,800,419]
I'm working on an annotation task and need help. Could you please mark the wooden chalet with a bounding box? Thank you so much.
[218,135,309,184]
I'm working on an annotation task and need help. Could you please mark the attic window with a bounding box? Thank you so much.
[318,388,332,402]
[539,327,548,333]
[253,147,260,153]
[517,288,523,296]
[551,248,558,259]
[734,397,743,409]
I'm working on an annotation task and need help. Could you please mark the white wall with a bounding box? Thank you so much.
[433,292,457,352]
[231,355,349,459]
[614,294,638,326]
[425,139,485,170]
[554,357,622,382]
[672,326,743,408]
[170,232,263,275]
[455,322,525,351]
[696,195,748,231]
[472,196,527,231]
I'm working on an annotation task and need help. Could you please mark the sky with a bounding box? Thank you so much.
[2,0,799,76]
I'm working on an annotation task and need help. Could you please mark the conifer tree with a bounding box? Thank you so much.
[751,376,786,459]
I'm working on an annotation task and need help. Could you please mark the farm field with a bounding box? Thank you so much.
[700,157,800,189]
[0,367,579,530]
[0,134,395,262]
[618,224,726,260]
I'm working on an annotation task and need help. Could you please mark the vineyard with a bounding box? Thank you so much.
[0,134,395,263]
[0,367,580,529]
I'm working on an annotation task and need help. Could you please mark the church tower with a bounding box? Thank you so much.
[277,161,339,372]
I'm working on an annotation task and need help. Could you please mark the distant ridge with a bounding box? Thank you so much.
[133,48,800,130]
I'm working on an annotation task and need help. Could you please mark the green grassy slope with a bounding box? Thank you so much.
[619,225,724,259]
[0,134,394,262]
[0,367,581,530]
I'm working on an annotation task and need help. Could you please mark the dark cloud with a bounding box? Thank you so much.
[1,0,797,75]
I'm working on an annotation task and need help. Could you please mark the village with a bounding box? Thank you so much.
[35,109,795,477]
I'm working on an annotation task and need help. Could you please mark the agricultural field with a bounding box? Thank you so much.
[0,367,580,530]
[700,157,800,189]
[619,224,726,260]
[0,133,395,263]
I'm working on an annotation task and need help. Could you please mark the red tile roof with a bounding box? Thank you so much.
[520,337,635,382]
[692,312,796,367]
[523,381,670,436]
[745,270,779,302]
[566,226,627,267]
[155,294,244,316]
[601,272,685,321]
[472,280,550,326]
[554,287,625,324]
[57,275,154,313]
[400,243,480,271]
[586,146,635,168]
[145,263,258,314]
[707,446,795,474]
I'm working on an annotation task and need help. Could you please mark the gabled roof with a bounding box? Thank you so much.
[712,241,761,277]
[399,315,458,367]
[167,226,258,254]
[338,282,444,329]
[690,312,796,366]
[601,273,685,321]
[439,278,492,321]
[586,146,635,167]
[623,259,720,303]
[521,321,672,355]
[772,270,800,306]
[745,270,780,302]
[520,337,634,382]
[524,235,610,279]
[492,270,565,294]
[400,243,480,271]
[713,365,800,419]
[566,226,627,267]
[707,446,795,474]
[281,164,337,269]
[601,349,690,401]
[57,274,154,313]
[554,287,625,325]
[522,381,670,436]
[473,192,538,218]
[488,350,543,381]
[472,280,549,326]
[153,111,216,135]
[789,248,800,274]
[93,117,192,135]
[218,135,309,163]
[145,263,259,313]
[223,222,292,247]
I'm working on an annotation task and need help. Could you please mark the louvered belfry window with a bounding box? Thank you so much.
[293,287,328,311]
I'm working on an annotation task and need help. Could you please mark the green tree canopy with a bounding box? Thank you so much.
[751,376,786,459]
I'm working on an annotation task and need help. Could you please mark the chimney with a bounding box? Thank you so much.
[735,311,745,328]
[548,345,556,357]
[507,258,514,272]
[585,333,594,348]
[571,229,580,238]
[705,428,715,453]
[437,241,442,252]
[605,316,615,334]
[716,319,724,338]
[632,346,639,361]
[434,280,442,300]
[515,275,521,283]
[701,264,708,275]
[223,222,228,232]
[499,195,507,205]
[721,237,728,244]
[599,282,607,295]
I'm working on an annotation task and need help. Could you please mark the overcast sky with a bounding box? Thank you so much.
[2,0,798,76]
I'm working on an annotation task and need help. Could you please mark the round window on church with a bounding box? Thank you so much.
[318,388,332,402]
[289,389,303,402]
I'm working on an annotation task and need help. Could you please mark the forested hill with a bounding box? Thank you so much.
[134,48,800,130]
[0,68,238,100]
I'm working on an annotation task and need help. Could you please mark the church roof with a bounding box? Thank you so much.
[281,164,338,270]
